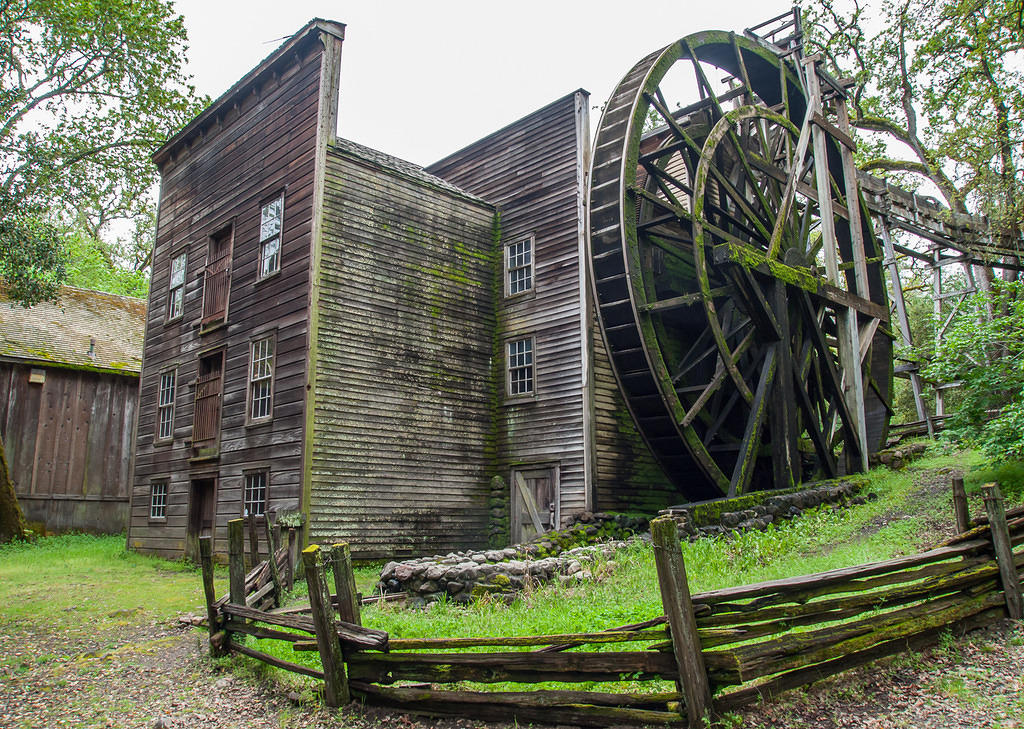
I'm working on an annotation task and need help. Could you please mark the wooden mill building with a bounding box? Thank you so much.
[128,19,677,561]
[2,286,144,534]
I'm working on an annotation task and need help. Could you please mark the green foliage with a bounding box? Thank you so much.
[64,231,148,298]
[0,0,205,305]
[802,0,1023,237]
[0,212,68,306]
[964,460,1024,502]
[923,281,1024,460]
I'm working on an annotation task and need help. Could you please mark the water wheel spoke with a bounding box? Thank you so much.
[727,345,778,497]
[680,328,756,428]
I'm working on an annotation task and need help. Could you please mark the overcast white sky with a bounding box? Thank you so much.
[172,0,790,166]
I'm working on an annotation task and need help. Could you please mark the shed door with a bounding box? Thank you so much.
[186,477,216,561]
[511,466,559,544]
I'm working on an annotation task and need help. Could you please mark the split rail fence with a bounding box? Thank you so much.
[199,484,1024,728]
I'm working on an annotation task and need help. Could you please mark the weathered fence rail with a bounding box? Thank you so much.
[200,484,1024,728]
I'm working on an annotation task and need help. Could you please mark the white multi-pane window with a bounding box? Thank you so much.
[150,481,168,520]
[506,236,533,296]
[243,471,267,517]
[168,252,187,319]
[259,196,283,278]
[157,370,176,441]
[249,336,274,421]
[507,337,535,396]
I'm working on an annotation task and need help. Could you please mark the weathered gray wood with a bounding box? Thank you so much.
[198,536,225,657]
[302,544,349,706]
[221,603,314,634]
[350,682,685,727]
[227,638,325,680]
[245,580,276,607]
[952,477,970,534]
[227,518,245,606]
[692,539,988,608]
[296,628,667,652]
[264,518,284,607]
[222,620,306,643]
[328,542,360,626]
[287,528,297,587]
[650,516,712,727]
[982,483,1024,619]
[714,605,1006,711]
[537,616,668,653]
[247,515,260,572]
[346,650,678,685]
[697,556,995,631]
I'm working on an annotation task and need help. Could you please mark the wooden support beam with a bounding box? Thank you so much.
[329,542,361,626]
[264,518,284,608]
[247,514,260,572]
[227,518,245,606]
[952,477,970,535]
[650,516,711,728]
[981,484,1023,619]
[302,544,350,706]
[199,536,225,657]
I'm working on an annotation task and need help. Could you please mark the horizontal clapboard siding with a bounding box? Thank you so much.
[426,91,591,530]
[129,35,329,559]
[309,146,496,560]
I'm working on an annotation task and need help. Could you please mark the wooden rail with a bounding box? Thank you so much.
[199,480,1024,728]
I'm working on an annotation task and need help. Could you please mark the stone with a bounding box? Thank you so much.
[393,563,415,582]
[472,553,487,563]
[151,717,173,729]
[446,581,464,595]
[418,580,438,594]
[566,560,582,576]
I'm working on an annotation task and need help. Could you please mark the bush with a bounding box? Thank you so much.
[964,460,1024,502]
[922,280,1024,462]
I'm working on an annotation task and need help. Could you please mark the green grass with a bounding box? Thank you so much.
[0,532,225,629]
[242,451,984,690]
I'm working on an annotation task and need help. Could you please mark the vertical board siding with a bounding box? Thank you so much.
[0,363,135,533]
[589,316,681,512]
[129,37,326,558]
[311,147,496,560]
[426,92,591,534]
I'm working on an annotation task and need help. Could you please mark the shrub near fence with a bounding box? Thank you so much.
[199,484,1024,729]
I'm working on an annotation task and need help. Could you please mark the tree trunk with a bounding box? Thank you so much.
[0,435,27,543]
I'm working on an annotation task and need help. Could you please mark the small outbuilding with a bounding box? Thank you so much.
[0,286,145,534]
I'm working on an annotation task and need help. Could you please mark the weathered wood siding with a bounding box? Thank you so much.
[309,142,496,559]
[0,363,136,533]
[426,91,593,538]
[129,28,339,558]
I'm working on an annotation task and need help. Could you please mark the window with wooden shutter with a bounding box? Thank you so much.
[202,225,233,327]
[193,351,224,444]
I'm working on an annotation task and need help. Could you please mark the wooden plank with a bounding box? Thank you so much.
[952,477,970,534]
[297,628,667,652]
[982,483,1024,619]
[350,683,685,727]
[692,539,988,607]
[346,650,678,685]
[227,519,245,605]
[220,603,315,634]
[198,535,225,657]
[650,516,711,727]
[302,544,349,706]
[328,542,360,625]
[714,606,1006,711]
[227,639,325,680]
[222,620,306,643]
[264,518,283,608]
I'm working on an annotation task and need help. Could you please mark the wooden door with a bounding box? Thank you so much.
[511,466,558,544]
[186,477,216,561]
[202,226,233,327]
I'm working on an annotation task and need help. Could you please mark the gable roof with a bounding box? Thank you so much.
[0,286,146,375]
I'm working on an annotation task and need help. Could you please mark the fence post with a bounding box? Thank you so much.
[650,515,712,728]
[248,514,261,571]
[952,476,970,534]
[199,535,226,656]
[302,544,350,707]
[982,483,1023,619]
[228,518,246,605]
[264,517,284,607]
[287,527,298,587]
[328,542,361,625]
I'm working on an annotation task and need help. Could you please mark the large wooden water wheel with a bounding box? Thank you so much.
[588,31,892,501]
